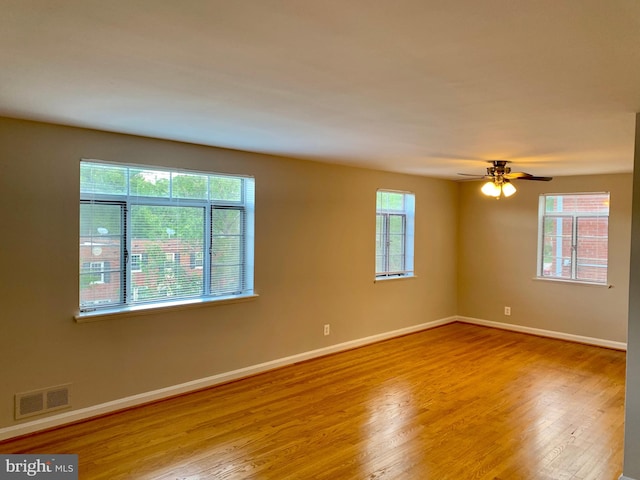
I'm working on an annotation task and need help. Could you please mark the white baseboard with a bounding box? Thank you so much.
[0,316,456,441]
[457,316,627,351]
[619,476,637,480]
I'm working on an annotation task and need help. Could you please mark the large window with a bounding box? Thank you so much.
[375,190,415,278]
[538,193,609,284]
[79,160,255,314]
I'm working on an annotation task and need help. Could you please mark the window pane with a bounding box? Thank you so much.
[210,265,242,295]
[388,254,405,272]
[80,203,123,307]
[213,208,242,234]
[211,208,244,295]
[172,172,208,200]
[131,205,204,303]
[576,217,608,283]
[375,214,386,263]
[129,169,170,198]
[376,191,404,211]
[213,237,241,264]
[211,176,242,202]
[389,235,405,256]
[80,163,127,195]
[545,194,610,215]
[389,214,405,234]
[541,215,573,279]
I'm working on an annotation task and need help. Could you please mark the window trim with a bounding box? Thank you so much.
[74,293,259,323]
[536,192,610,285]
[531,276,612,288]
[78,159,255,318]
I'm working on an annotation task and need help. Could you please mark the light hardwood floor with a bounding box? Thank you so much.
[0,323,626,479]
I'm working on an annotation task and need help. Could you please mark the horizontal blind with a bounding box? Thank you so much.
[79,201,124,309]
[211,207,244,296]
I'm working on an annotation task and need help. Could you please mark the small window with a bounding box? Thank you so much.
[89,261,105,284]
[191,251,204,269]
[130,254,142,273]
[537,193,609,284]
[375,190,415,278]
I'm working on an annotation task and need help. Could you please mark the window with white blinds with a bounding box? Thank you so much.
[79,160,255,314]
[375,190,415,278]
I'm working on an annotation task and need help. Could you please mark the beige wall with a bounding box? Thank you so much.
[458,173,632,343]
[0,117,458,428]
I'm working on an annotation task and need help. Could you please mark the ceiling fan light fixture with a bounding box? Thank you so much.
[502,181,517,197]
[481,180,501,197]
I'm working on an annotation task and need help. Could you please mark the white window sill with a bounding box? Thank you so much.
[374,274,417,283]
[75,293,259,323]
[532,277,612,288]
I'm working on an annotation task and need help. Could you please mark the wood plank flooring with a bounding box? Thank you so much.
[0,323,626,479]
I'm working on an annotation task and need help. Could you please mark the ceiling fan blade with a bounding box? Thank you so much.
[516,175,553,181]
[505,172,553,181]
[505,171,532,178]
[457,173,487,178]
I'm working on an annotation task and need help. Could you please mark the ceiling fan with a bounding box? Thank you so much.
[459,160,552,198]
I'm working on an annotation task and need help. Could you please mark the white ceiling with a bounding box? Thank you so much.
[1,0,639,179]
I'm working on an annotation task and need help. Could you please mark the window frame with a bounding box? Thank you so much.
[375,189,415,280]
[536,192,610,285]
[78,160,256,318]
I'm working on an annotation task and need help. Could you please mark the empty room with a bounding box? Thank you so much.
[1,2,640,479]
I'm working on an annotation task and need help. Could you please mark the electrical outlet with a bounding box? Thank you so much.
[504,306,511,316]
[324,324,330,336]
